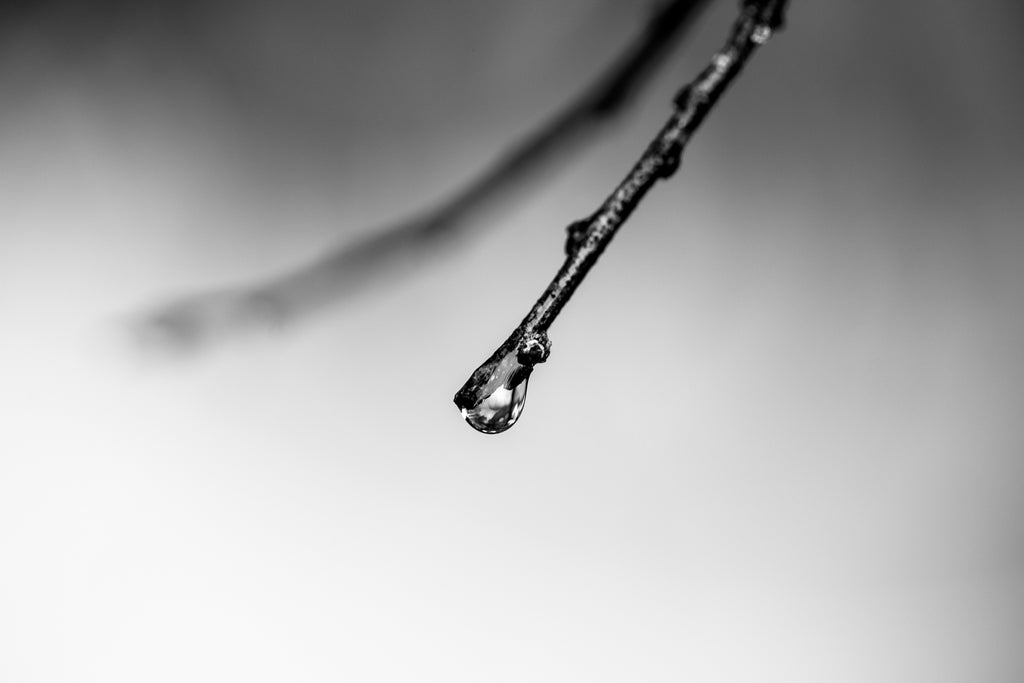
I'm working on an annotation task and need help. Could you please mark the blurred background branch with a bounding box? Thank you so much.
[131,0,712,355]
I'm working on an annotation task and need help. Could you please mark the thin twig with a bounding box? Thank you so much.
[454,0,789,412]
[134,0,712,353]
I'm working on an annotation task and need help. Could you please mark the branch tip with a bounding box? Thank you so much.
[517,332,552,366]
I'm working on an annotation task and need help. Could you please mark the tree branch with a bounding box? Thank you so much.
[133,0,713,354]
[453,0,789,415]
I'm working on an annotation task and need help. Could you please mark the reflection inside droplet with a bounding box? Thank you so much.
[462,352,531,434]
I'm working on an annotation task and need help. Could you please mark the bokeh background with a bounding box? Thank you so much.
[2,1,1023,681]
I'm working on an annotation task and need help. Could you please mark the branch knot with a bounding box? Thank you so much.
[517,332,552,366]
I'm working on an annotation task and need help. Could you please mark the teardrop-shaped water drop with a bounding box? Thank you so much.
[462,355,530,434]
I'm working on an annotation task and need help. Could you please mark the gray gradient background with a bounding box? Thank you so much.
[2,1,1023,681]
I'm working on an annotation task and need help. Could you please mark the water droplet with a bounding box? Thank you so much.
[462,353,531,434]
[751,24,772,45]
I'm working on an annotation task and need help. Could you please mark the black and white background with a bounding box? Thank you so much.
[1,1,1022,681]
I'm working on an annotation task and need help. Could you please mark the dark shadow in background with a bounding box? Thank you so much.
[120,0,713,354]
